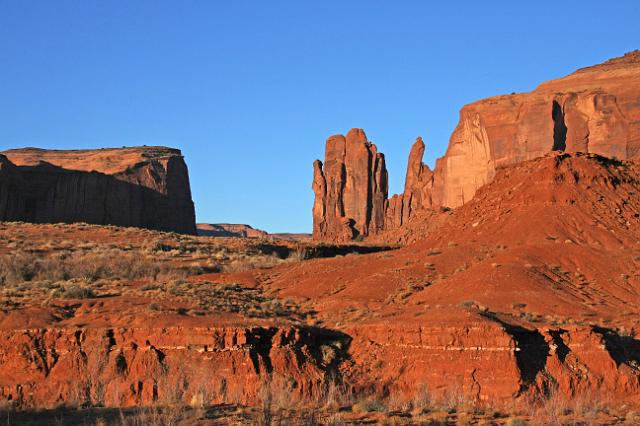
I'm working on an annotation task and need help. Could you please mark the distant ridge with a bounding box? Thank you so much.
[197,223,310,241]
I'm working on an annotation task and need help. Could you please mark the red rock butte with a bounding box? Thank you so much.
[313,50,640,242]
[0,146,196,234]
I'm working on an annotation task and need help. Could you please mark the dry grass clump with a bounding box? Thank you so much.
[222,254,284,273]
[0,249,174,288]
[54,284,97,299]
[0,249,189,306]
[520,387,614,426]
[147,281,309,321]
[351,398,387,413]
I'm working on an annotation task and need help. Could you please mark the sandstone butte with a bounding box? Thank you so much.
[0,146,197,234]
[313,50,640,242]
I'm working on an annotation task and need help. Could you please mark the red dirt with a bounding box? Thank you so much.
[247,152,640,405]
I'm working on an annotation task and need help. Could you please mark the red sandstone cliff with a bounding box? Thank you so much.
[5,153,640,412]
[0,146,196,234]
[430,50,640,208]
[385,137,435,230]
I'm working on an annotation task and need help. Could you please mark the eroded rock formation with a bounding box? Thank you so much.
[312,51,640,242]
[0,146,196,234]
[312,129,388,242]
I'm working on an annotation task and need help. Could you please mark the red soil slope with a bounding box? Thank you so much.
[252,152,640,404]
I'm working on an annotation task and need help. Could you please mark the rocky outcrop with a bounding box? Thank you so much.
[343,321,640,405]
[197,224,312,241]
[0,326,348,409]
[0,146,196,234]
[312,129,388,242]
[312,51,640,242]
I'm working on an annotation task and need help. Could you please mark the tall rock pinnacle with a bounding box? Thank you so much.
[312,129,388,242]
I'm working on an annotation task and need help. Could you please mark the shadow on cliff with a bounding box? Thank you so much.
[593,326,640,367]
[0,159,196,234]
[245,326,352,377]
[480,312,549,391]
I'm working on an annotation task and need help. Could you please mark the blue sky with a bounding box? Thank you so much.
[0,2,638,232]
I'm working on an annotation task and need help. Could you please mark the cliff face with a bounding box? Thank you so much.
[312,51,640,242]
[431,50,640,208]
[298,152,640,406]
[0,146,196,234]
[312,129,388,242]
[6,153,640,411]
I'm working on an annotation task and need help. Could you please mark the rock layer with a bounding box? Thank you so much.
[5,153,640,411]
[0,146,196,234]
[0,326,347,409]
[312,129,388,242]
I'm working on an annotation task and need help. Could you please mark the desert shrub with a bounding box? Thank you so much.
[411,384,432,414]
[287,247,309,261]
[325,414,346,426]
[0,251,38,286]
[0,249,178,287]
[352,398,387,413]
[222,254,282,272]
[505,419,529,426]
[53,284,96,299]
[256,375,300,425]
[320,378,351,410]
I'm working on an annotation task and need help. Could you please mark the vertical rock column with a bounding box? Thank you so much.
[383,136,434,231]
[312,129,388,242]
[401,137,434,224]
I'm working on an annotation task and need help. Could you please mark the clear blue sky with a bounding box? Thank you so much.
[0,2,638,232]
